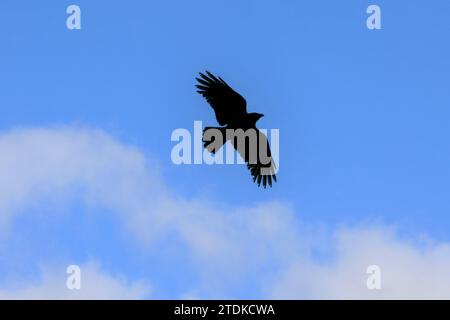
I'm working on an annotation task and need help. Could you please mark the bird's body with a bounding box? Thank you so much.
[195,71,277,188]
[227,113,263,129]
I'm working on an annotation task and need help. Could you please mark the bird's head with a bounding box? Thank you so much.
[249,112,264,125]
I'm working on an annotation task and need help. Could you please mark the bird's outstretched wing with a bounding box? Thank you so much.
[196,71,247,126]
[232,129,277,188]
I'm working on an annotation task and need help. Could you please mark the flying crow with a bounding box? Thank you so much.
[195,71,277,188]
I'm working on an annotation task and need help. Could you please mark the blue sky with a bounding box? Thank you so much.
[0,0,450,299]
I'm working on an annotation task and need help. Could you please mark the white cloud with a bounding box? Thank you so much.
[0,126,304,298]
[0,126,167,239]
[1,126,450,299]
[0,261,149,299]
[270,227,450,299]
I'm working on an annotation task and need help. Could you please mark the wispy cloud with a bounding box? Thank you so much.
[1,126,449,299]
[270,227,450,299]
[0,261,149,299]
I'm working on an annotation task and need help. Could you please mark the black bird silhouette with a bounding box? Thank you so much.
[195,71,277,188]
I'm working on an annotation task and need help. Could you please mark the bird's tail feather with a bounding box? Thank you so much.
[203,127,226,154]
